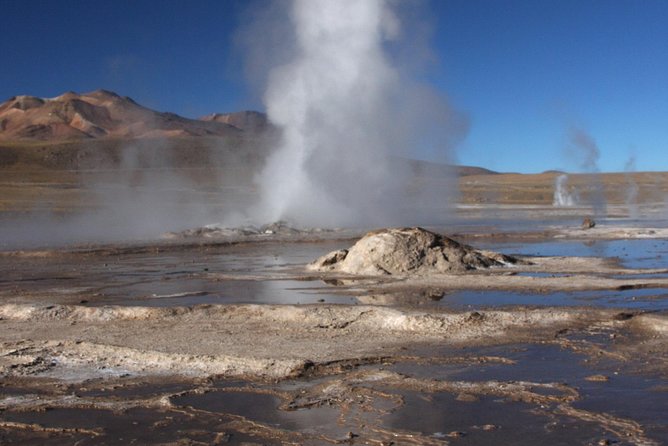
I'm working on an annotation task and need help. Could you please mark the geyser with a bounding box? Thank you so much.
[553,174,578,207]
[247,0,466,228]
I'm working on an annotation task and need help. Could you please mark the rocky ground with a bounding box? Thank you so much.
[1,221,667,444]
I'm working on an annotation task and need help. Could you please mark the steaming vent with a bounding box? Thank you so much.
[553,174,578,207]
[237,0,467,229]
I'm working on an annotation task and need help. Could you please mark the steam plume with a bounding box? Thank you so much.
[624,154,639,218]
[246,0,465,228]
[553,174,578,207]
[569,127,600,172]
[567,126,606,216]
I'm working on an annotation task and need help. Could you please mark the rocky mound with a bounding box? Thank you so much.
[308,227,518,276]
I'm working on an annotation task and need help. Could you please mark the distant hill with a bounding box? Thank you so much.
[0,90,246,141]
[454,165,499,176]
[200,111,271,133]
[406,159,499,177]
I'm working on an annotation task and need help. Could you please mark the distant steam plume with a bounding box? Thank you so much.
[569,127,600,172]
[552,174,578,207]
[242,0,466,228]
[565,126,606,216]
[624,154,639,218]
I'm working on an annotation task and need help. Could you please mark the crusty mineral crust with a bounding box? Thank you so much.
[308,227,518,276]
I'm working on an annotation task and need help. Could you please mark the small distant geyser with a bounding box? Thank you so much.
[553,174,578,207]
[308,227,518,276]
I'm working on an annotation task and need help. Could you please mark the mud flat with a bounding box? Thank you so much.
[1,224,668,444]
[0,303,649,381]
[1,302,667,445]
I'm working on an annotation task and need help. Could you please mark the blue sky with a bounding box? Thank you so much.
[1,0,666,173]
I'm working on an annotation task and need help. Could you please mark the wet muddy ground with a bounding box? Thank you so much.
[1,218,667,445]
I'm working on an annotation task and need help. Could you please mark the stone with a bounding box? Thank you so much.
[582,217,596,229]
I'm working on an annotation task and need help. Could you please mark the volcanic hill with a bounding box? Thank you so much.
[0,90,264,141]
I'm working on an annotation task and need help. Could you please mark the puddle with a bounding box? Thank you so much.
[2,342,667,445]
[436,288,668,310]
[89,279,358,306]
[390,344,589,385]
[0,406,276,445]
[76,378,199,399]
[365,286,668,310]
[2,407,116,431]
[388,343,668,445]
[0,240,356,306]
[516,272,573,278]
[173,391,291,426]
[387,392,607,445]
[173,389,345,438]
[480,238,668,270]
[610,273,668,280]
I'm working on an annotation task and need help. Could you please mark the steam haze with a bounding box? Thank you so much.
[243,0,467,228]
[624,154,639,218]
[569,127,600,173]
[567,126,607,216]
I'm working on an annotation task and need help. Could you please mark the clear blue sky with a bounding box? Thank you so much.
[1,0,666,173]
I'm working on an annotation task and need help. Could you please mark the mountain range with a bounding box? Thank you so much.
[0,90,267,141]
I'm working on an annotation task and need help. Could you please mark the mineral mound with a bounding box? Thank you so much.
[308,227,518,276]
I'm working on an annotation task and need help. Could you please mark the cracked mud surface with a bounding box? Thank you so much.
[1,222,667,445]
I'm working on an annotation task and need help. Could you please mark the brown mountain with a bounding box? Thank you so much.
[0,90,243,141]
